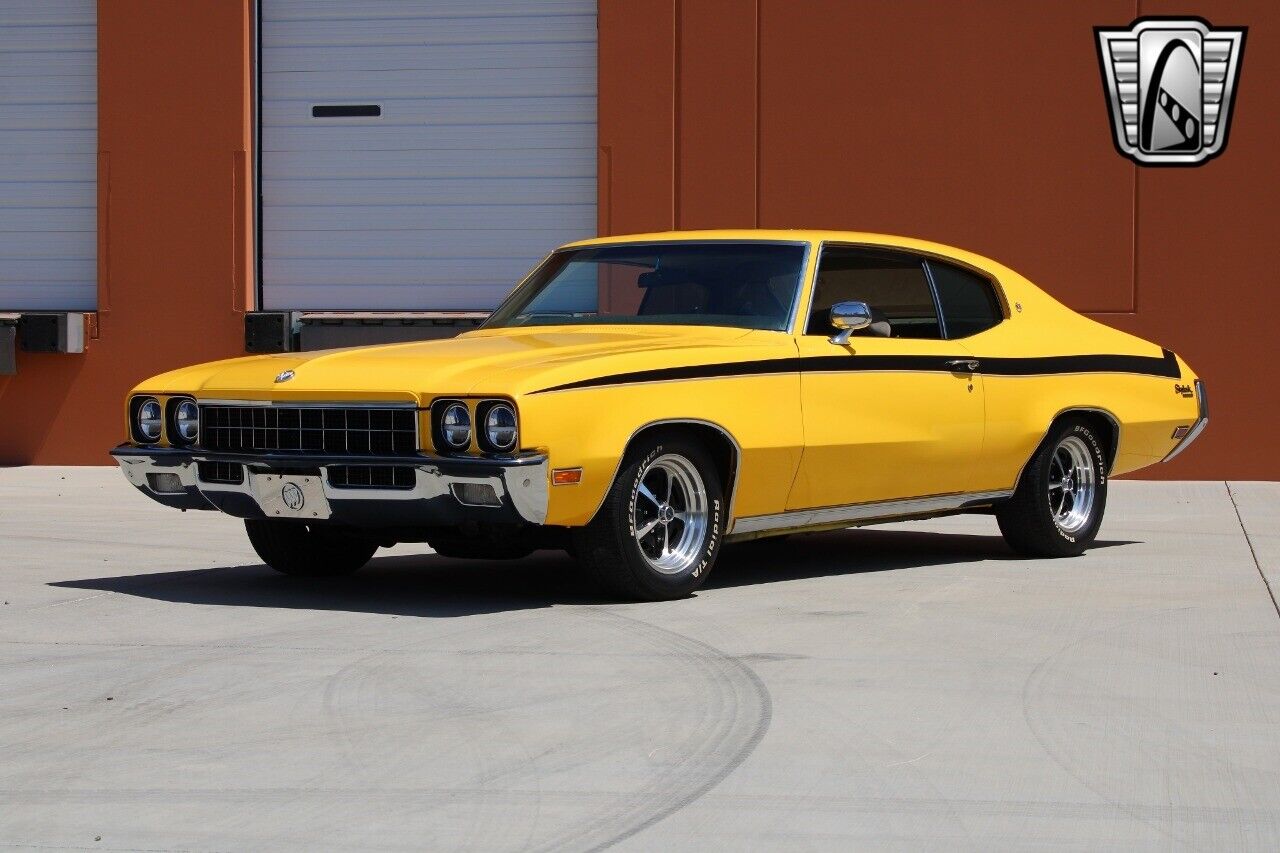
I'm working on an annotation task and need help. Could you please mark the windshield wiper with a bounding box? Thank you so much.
[512,311,596,325]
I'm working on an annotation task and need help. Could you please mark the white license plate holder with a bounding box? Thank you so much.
[250,473,332,520]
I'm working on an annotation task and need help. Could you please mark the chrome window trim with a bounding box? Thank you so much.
[921,259,949,339]
[483,239,813,335]
[729,489,1014,539]
[798,241,1012,338]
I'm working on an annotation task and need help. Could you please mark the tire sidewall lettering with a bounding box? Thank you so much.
[1051,425,1104,543]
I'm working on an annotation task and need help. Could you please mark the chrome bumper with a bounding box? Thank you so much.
[110,445,549,527]
[1163,379,1209,462]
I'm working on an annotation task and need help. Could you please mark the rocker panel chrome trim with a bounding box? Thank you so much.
[728,489,1014,538]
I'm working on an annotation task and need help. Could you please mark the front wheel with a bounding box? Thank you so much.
[245,519,377,577]
[573,434,725,601]
[997,417,1108,557]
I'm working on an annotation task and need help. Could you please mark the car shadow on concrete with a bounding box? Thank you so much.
[50,528,1139,619]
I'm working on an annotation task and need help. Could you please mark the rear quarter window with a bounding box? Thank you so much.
[928,261,1004,338]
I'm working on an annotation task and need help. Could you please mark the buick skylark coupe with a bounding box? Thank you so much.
[113,231,1207,600]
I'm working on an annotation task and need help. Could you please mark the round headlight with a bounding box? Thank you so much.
[174,399,199,444]
[136,399,162,442]
[440,403,472,449]
[484,403,518,452]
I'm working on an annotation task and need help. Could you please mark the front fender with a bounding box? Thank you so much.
[519,373,803,527]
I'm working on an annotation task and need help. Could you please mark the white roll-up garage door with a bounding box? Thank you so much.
[0,0,97,311]
[260,1,597,311]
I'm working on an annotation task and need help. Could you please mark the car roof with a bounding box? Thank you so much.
[560,229,1010,277]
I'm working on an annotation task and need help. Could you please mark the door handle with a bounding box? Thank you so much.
[945,359,980,372]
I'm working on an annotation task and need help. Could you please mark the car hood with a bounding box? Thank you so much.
[136,325,797,402]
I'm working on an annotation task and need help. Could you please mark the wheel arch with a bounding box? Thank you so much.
[594,418,742,526]
[1033,406,1121,477]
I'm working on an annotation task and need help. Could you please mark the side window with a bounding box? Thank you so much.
[805,249,941,339]
[928,260,1003,338]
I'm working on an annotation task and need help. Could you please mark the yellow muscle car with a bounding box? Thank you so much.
[112,230,1207,600]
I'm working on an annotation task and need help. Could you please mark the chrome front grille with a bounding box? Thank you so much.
[199,405,417,455]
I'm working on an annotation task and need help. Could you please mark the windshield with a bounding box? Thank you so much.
[483,242,807,331]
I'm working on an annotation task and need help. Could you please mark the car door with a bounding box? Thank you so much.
[785,246,986,511]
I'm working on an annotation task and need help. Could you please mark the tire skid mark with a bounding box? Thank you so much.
[528,607,772,852]
[1021,607,1280,850]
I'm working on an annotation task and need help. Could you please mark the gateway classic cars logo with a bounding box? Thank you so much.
[1095,17,1246,166]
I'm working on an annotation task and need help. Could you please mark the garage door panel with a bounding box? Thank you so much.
[0,180,95,208]
[266,176,595,207]
[262,14,594,48]
[264,41,595,74]
[263,148,593,181]
[0,207,94,232]
[0,152,96,182]
[0,258,96,283]
[0,231,95,258]
[269,96,594,128]
[267,256,537,286]
[267,0,594,21]
[263,122,591,154]
[267,67,594,100]
[0,129,95,154]
[0,101,95,129]
[0,25,95,52]
[267,228,578,260]
[267,203,593,232]
[0,0,96,310]
[265,283,517,312]
[261,1,597,310]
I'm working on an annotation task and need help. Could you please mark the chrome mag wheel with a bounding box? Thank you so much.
[1048,435,1097,534]
[632,453,709,575]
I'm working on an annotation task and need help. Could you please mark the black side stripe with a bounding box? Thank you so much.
[530,348,1180,394]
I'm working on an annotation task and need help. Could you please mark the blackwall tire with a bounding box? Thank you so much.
[997,417,1108,558]
[245,519,377,577]
[573,434,724,601]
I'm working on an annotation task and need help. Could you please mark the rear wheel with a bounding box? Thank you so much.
[997,417,1108,557]
[245,519,377,577]
[573,434,725,601]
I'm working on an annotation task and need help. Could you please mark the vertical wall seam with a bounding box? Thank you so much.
[754,0,761,227]
[1131,167,1139,313]
[672,0,681,230]
[97,151,110,317]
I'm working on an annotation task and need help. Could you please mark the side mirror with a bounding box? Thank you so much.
[828,301,872,345]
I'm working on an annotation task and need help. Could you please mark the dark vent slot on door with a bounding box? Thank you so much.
[312,104,381,118]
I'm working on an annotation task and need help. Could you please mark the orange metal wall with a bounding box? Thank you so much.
[0,1,253,464]
[0,1,1273,479]
[599,0,1280,480]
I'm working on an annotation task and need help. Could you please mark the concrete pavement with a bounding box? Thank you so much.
[1,467,1277,850]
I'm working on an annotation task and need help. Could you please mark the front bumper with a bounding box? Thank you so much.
[110,445,549,528]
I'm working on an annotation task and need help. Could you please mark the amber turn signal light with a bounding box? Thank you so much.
[552,467,582,485]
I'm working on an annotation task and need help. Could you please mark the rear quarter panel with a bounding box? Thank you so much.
[966,273,1200,488]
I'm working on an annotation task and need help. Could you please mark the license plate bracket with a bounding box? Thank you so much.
[250,473,332,520]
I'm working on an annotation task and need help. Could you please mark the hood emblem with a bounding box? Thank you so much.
[275,370,295,383]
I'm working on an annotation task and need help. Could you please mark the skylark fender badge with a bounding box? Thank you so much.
[275,369,295,383]
[1174,383,1194,397]
[1095,18,1247,166]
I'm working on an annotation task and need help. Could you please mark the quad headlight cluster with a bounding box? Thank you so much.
[129,395,200,446]
[431,399,519,454]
